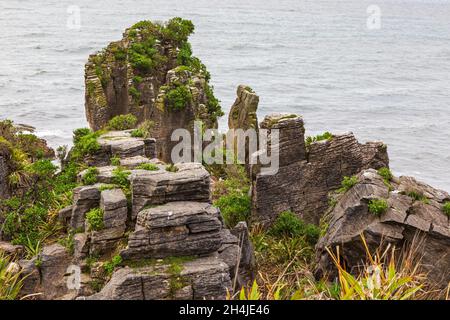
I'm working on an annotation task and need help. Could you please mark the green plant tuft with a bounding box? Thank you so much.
[110,156,120,166]
[86,208,104,231]
[337,175,358,193]
[305,132,333,147]
[214,192,251,229]
[166,85,192,111]
[82,167,99,185]
[368,198,389,216]
[269,211,320,245]
[165,164,179,173]
[130,128,144,138]
[406,191,429,204]
[107,114,138,130]
[104,255,123,276]
[377,167,393,182]
[112,167,131,189]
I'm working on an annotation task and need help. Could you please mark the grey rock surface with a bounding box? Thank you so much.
[121,201,222,260]
[315,169,450,288]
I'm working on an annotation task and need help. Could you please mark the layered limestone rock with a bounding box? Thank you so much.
[84,18,222,162]
[228,85,259,131]
[81,256,231,300]
[57,149,253,299]
[121,202,223,260]
[252,113,389,225]
[82,130,156,167]
[315,169,450,288]
[228,85,259,170]
[131,162,210,220]
[67,185,128,258]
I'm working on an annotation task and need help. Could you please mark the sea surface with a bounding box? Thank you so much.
[0,0,449,191]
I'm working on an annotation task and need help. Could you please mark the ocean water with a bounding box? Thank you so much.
[0,0,449,191]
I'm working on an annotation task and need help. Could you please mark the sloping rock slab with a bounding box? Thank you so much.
[315,169,450,288]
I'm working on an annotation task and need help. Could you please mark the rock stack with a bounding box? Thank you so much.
[252,113,389,225]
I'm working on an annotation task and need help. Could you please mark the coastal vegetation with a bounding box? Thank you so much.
[1,17,448,301]
[337,175,358,193]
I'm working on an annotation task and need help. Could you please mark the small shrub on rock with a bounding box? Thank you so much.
[214,192,251,228]
[104,255,123,276]
[73,128,92,144]
[71,129,102,160]
[136,163,159,171]
[110,156,120,166]
[166,85,192,111]
[337,175,358,193]
[86,208,104,231]
[107,114,138,130]
[406,191,429,204]
[82,167,99,185]
[269,211,320,245]
[130,128,144,138]
[377,167,393,182]
[442,201,450,217]
[368,199,388,216]
[112,167,131,189]
[305,132,333,147]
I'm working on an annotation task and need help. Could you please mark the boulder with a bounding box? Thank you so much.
[18,259,40,299]
[89,226,126,256]
[58,205,73,229]
[252,113,389,225]
[315,169,450,288]
[228,85,259,131]
[73,233,89,261]
[0,241,24,257]
[19,244,73,300]
[121,201,223,260]
[218,222,256,289]
[131,162,210,220]
[81,256,231,300]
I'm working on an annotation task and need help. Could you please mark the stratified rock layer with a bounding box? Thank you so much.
[315,169,450,288]
[121,202,223,260]
[252,113,389,225]
[82,256,231,300]
[131,162,210,220]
